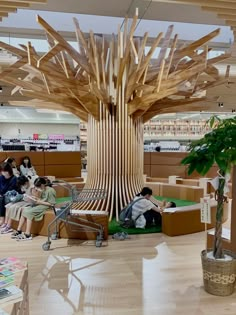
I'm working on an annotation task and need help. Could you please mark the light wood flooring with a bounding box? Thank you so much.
[1,229,236,315]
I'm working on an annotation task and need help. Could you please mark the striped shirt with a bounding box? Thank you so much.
[131,196,155,228]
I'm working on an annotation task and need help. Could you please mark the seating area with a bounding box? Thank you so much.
[144,176,230,236]
[162,201,229,236]
[0,151,82,178]
[0,151,110,241]
[11,209,109,240]
[144,152,219,179]
[0,150,232,241]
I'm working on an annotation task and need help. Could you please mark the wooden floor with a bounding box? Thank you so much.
[1,229,236,315]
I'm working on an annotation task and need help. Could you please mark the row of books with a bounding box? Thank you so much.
[0,257,26,310]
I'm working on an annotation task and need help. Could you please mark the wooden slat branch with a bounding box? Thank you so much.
[0,13,231,122]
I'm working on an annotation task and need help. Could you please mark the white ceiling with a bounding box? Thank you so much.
[29,0,224,25]
[0,0,233,45]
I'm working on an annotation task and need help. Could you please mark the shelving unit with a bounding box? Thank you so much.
[79,118,213,156]
[80,122,87,170]
[0,138,80,152]
[1,262,28,315]
[144,119,211,139]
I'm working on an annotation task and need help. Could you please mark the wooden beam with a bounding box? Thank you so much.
[14,0,47,2]
[218,14,236,20]
[202,6,236,15]
[152,0,236,10]
[0,11,8,17]
[0,6,17,12]
[225,20,236,26]
[0,1,30,8]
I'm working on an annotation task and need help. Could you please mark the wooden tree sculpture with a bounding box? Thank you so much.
[0,13,231,219]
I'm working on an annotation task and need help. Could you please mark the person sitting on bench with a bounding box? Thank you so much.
[11,177,56,241]
[132,187,163,229]
[1,176,39,234]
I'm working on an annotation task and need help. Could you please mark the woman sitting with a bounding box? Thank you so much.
[132,187,163,229]
[20,156,37,179]
[0,163,18,227]
[6,157,20,177]
[1,176,38,234]
[12,177,56,241]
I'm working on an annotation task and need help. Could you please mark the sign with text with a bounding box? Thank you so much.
[200,197,211,224]
[38,134,48,140]
[49,134,64,140]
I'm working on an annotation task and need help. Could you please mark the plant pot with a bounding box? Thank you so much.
[201,249,236,296]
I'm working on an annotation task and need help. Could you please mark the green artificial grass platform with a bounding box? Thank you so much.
[56,197,72,204]
[154,196,197,207]
[109,197,197,235]
[55,196,197,235]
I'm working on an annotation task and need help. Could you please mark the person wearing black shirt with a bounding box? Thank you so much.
[0,163,18,226]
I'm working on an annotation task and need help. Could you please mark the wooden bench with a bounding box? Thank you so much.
[12,208,109,240]
[162,200,229,236]
[145,181,204,202]
[146,177,232,199]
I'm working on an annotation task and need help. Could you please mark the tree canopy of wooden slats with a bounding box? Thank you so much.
[152,0,236,40]
[0,0,46,21]
[0,13,231,218]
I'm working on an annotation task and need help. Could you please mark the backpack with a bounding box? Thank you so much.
[119,197,144,228]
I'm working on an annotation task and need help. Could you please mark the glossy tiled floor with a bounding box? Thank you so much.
[1,230,236,315]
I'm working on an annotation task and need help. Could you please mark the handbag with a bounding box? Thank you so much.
[4,190,23,204]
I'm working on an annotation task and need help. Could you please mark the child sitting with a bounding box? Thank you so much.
[12,177,56,241]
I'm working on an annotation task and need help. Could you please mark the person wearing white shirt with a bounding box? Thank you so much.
[131,187,163,229]
[20,156,37,179]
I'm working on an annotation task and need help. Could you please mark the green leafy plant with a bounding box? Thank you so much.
[182,116,236,259]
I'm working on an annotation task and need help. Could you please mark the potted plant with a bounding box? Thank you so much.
[181,115,236,296]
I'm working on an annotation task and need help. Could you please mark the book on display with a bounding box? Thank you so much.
[0,308,10,315]
[0,262,27,275]
[0,274,14,289]
[0,258,20,267]
[0,285,22,305]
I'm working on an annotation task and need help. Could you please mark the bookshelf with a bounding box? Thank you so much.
[80,122,88,170]
[144,119,211,140]
[0,259,28,315]
[79,118,212,160]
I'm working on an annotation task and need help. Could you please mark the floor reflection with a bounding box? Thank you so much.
[38,251,151,315]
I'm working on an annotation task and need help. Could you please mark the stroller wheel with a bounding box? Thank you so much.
[42,241,51,251]
[51,232,59,240]
[95,240,102,247]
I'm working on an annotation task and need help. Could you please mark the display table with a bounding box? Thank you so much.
[2,266,29,315]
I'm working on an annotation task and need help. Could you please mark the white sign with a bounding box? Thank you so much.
[200,197,211,224]
[199,178,210,196]
[168,175,178,185]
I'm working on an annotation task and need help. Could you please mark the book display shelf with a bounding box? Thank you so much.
[80,118,212,152]
[0,257,28,315]
[144,119,211,140]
